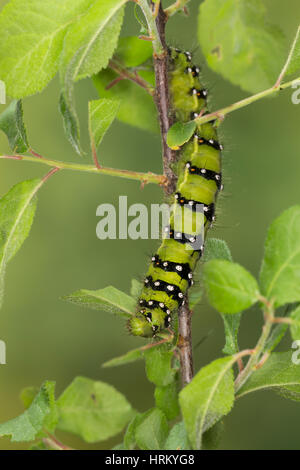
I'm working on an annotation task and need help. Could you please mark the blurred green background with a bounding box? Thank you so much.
[0,0,300,450]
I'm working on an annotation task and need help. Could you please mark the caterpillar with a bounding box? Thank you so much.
[128,48,223,337]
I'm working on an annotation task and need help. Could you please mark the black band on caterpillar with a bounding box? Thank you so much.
[196,134,223,151]
[175,192,216,221]
[144,276,185,305]
[185,162,223,191]
[165,227,204,252]
[151,254,193,286]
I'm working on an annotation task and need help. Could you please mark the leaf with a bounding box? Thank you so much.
[144,345,176,387]
[204,238,241,355]
[285,25,300,76]
[135,409,169,450]
[0,179,41,309]
[93,68,158,134]
[167,121,196,150]
[123,413,142,450]
[0,100,28,153]
[57,377,133,443]
[236,352,300,401]
[290,305,300,341]
[115,36,153,67]
[203,260,260,314]
[0,0,95,98]
[130,279,142,298]
[155,380,180,421]
[0,381,56,442]
[88,98,120,153]
[59,0,126,154]
[179,356,236,449]
[62,286,135,317]
[198,0,285,93]
[260,206,300,307]
[164,422,190,450]
[203,238,232,263]
[102,348,143,368]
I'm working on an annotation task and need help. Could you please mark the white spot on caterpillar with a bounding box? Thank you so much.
[145,278,149,284]
[148,301,154,305]
[152,256,156,261]
[188,273,193,279]
[154,281,160,287]
[189,237,196,243]
[178,292,184,298]
[176,265,183,271]
[159,302,165,308]
[188,200,194,206]
[146,317,151,323]
[175,232,182,238]
[186,162,191,168]
[163,261,168,267]
[167,285,174,291]
[166,309,171,314]
[215,174,220,180]
[201,169,206,174]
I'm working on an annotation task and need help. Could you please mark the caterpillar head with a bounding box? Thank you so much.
[127,308,169,338]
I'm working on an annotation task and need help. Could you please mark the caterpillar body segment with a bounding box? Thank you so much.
[128,48,223,338]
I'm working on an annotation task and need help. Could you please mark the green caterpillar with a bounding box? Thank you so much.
[128,48,223,337]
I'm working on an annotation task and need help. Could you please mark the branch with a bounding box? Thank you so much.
[195,75,300,127]
[150,1,193,386]
[108,59,155,96]
[0,154,166,186]
[164,0,190,18]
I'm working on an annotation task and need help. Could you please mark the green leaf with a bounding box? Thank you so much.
[164,422,190,450]
[59,91,83,156]
[179,356,236,449]
[88,99,120,153]
[203,260,260,314]
[93,68,158,134]
[167,121,196,149]
[63,286,135,317]
[102,347,143,368]
[203,238,232,263]
[0,381,56,442]
[285,25,300,76]
[130,279,142,298]
[198,0,285,93]
[204,239,240,355]
[57,377,133,443]
[260,206,300,307]
[0,100,28,153]
[135,409,169,450]
[222,314,242,355]
[0,179,41,309]
[116,36,153,67]
[236,352,300,401]
[59,0,126,154]
[124,413,142,450]
[144,345,176,387]
[155,380,180,421]
[0,0,95,98]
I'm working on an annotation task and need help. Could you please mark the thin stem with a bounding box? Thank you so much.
[0,154,166,186]
[178,296,193,385]
[136,0,164,56]
[235,298,275,392]
[109,59,155,95]
[195,76,300,127]
[274,25,300,88]
[164,0,190,17]
[43,434,73,451]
